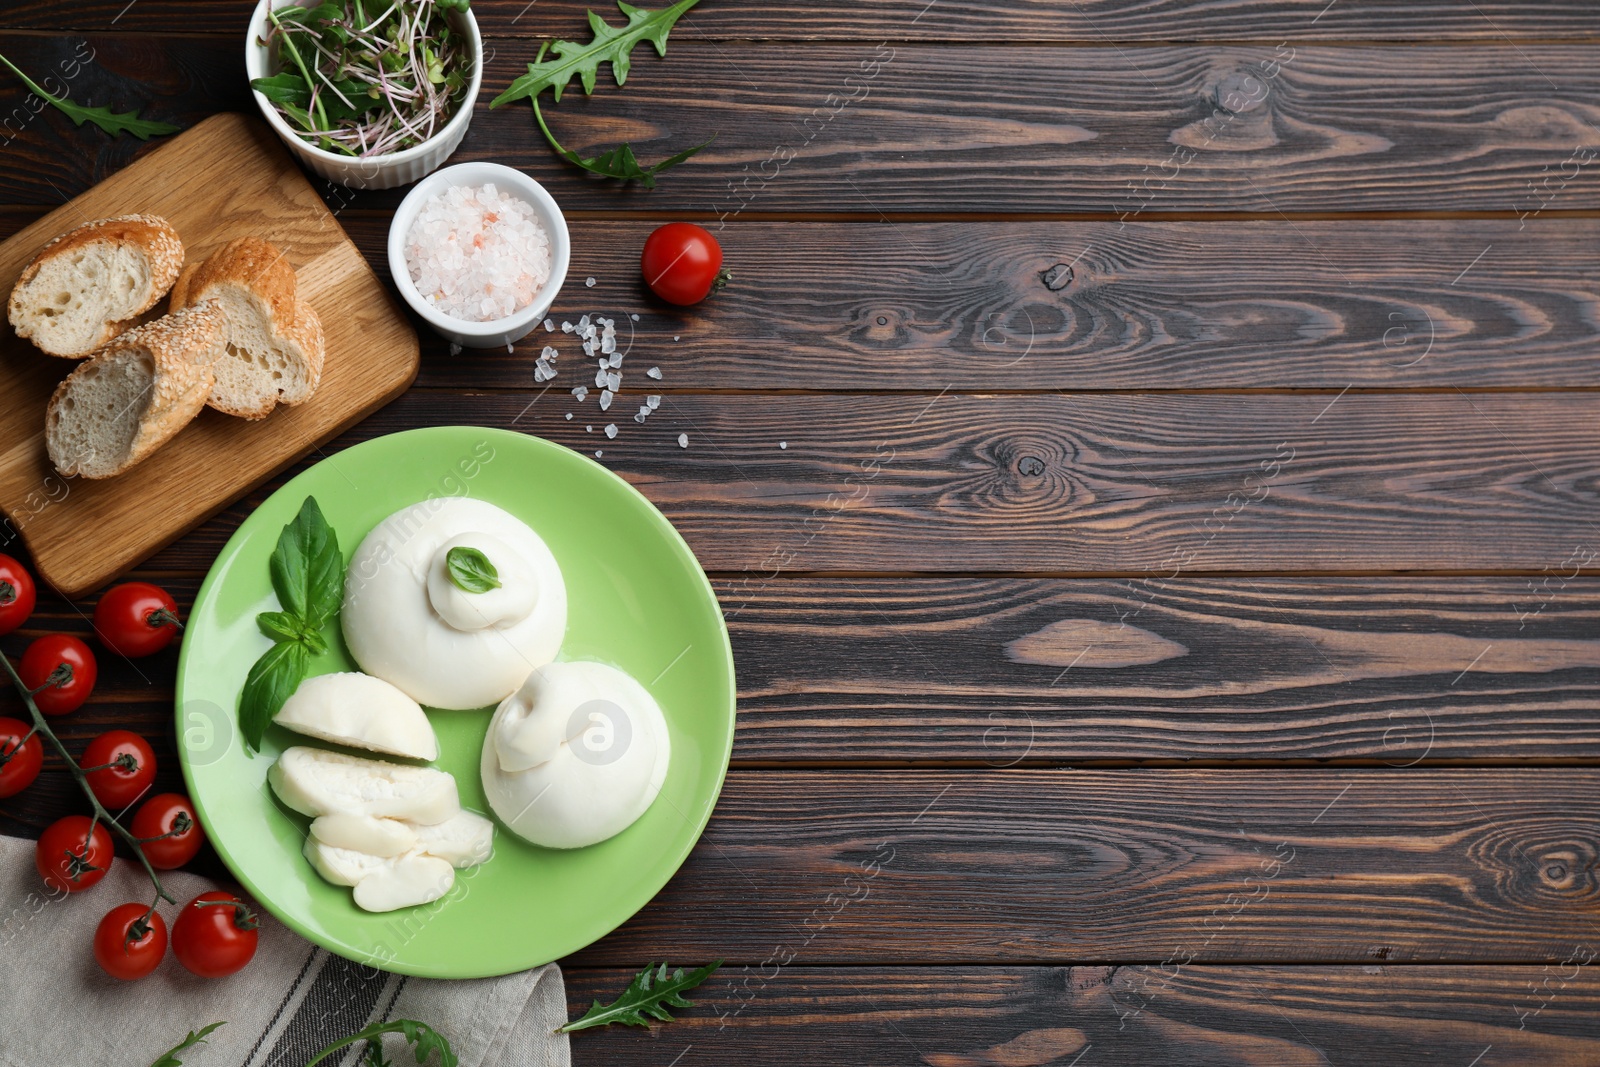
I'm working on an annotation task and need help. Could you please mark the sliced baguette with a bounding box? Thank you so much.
[44,302,226,480]
[169,237,325,419]
[8,214,184,358]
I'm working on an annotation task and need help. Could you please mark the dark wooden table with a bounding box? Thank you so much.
[5,1,1600,1062]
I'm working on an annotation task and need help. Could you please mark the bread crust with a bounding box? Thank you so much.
[168,236,325,417]
[45,301,225,479]
[8,214,185,357]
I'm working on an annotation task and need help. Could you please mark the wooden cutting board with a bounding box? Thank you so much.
[0,112,419,598]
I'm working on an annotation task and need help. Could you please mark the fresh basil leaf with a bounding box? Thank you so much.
[256,610,303,644]
[239,640,308,754]
[148,1022,225,1067]
[250,71,311,105]
[559,961,722,1033]
[446,546,501,593]
[269,497,343,630]
[303,1019,457,1067]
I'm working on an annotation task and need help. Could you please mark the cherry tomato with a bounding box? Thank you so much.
[0,554,35,636]
[0,716,42,799]
[18,635,96,717]
[36,815,113,893]
[171,890,258,978]
[93,902,167,981]
[93,582,181,658]
[641,223,728,306]
[131,793,204,870]
[81,730,157,810]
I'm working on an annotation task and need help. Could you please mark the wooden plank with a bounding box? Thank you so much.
[7,575,1597,776]
[8,0,1600,42]
[558,768,1600,964]
[114,391,1600,574]
[562,965,1600,1064]
[721,575,1600,764]
[8,37,1600,216]
[348,217,1600,392]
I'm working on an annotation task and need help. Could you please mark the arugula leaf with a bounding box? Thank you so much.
[148,1022,225,1067]
[0,51,179,140]
[445,546,502,593]
[559,960,723,1033]
[269,497,343,630]
[304,1019,458,1067]
[532,91,709,188]
[491,0,702,107]
[239,639,308,754]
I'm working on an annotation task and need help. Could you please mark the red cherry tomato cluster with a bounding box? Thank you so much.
[0,556,238,982]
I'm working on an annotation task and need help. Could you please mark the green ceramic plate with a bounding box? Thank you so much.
[176,426,735,978]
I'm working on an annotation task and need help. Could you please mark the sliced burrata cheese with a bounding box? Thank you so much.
[304,840,456,912]
[352,853,455,913]
[410,809,496,868]
[274,672,439,761]
[269,746,459,825]
[341,498,567,710]
[481,661,671,850]
[310,813,418,858]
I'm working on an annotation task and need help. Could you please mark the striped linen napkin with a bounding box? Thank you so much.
[0,833,570,1067]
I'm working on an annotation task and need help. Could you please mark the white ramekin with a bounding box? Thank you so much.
[245,0,482,190]
[387,162,572,349]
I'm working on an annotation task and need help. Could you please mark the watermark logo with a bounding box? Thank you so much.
[180,698,234,768]
[565,698,633,766]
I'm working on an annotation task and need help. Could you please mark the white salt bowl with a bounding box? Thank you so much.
[246,0,482,190]
[387,163,571,349]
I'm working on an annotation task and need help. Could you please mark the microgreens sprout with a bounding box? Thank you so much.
[252,0,471,158]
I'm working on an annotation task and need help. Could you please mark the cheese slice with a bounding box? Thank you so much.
[274,672,439,761]
[269,746,458,825]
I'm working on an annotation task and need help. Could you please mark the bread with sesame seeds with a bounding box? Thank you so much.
[167,236,324,419]
[44,302,226,480]
[7,214,184,359]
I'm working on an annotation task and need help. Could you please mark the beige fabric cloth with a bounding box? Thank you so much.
[0,833,570,1067]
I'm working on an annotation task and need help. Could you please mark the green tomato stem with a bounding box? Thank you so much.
[0,648,174,904]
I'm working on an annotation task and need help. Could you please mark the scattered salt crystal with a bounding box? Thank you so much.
[674,335,680,341]
[677,433,689,448]
[780,441,787,449]
[562,321,574,333]
[404,183,553,323]
[542,346,558,360]
[646,367,663,380]
[638,404,652,417]
[646,394,661,409]
[448,343,462,356]
[544,318,554,332]
[605,371,622,390]
[601,335,616,355]
[594,368,608,388]
[585,277,596,287]
[578,315,590,332]
[630,313,639,321]
[635,413,647,424]
[571,385,588,400]
[507,342,514,354]
[607,353,623,368]
[534,361,553,382]
[586,424,593,432]
[599,390,613,411]
[565,412,573,420]
[595,450,603,458]
[604,424,618,438]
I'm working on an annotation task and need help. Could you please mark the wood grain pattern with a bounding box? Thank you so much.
[556,768,1600,965]
[8,38,1600,217]
[326,216,1600,392]
[563,965,1600,1065]
[115,390,1600,575]
[0,112,419,596]
[7,0,1600,42]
